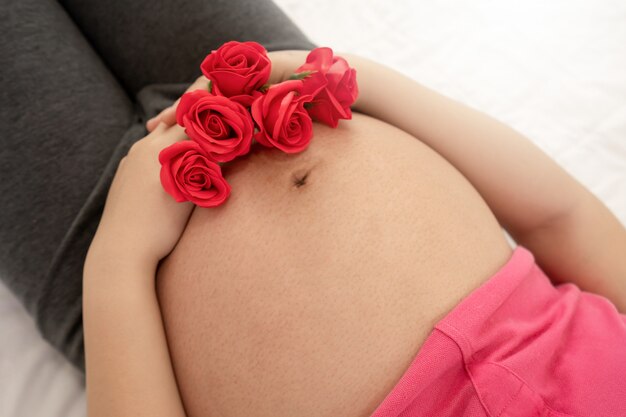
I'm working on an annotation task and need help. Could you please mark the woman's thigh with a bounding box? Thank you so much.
[57,0,317,96]
[0,0,316,374]
[0,0,136,371]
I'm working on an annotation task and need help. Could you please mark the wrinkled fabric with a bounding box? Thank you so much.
[371,245,626,417]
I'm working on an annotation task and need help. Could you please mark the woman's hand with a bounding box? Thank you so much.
[86,122,192,272]
[145,75,210,132]
[87,76,212,271]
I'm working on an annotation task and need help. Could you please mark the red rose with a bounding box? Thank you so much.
[250,80,313,153]
[159,140,231,208]
[200,41,271,105]
[295,47,359,128]
[227,89,264,108]
[176,90,254,163]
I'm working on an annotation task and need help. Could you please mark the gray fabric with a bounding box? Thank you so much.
[0,0,316,375]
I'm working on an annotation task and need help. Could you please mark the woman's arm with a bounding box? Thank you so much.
[84,76,214,417]
[267,50,626,311]
[83,258,186,417]
[83,129,189,417]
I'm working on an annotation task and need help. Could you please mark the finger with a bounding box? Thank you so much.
[146,100,178,132]
[127,123,186,163]
[152,120,169,135]
[160,123,187,142]
[159,102,178,126]
[146,116,161,132]
[146,75,211,132]
[186,74,212,93]
[149,123,187,148]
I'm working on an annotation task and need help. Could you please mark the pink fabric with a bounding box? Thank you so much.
[370,245,626,417]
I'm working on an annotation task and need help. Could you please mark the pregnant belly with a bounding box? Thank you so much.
[156,112,513,417]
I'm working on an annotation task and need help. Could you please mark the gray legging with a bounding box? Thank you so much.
[0,0,316,374]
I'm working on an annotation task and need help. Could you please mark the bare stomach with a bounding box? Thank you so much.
[156,112,513,417]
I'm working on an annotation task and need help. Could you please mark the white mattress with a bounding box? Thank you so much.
[2,1,625,416]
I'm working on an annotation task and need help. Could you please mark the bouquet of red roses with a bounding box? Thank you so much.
[158,41,359,208]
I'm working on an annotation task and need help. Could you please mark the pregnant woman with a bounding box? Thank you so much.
[2,2,626,417]
[86,48,626,417]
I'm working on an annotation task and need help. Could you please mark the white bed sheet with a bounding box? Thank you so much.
[2,1,625,416]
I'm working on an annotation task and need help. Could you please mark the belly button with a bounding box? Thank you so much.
[291,168,311,188]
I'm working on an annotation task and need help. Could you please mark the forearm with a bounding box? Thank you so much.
[83,254,186,417]
[519,193,626,312]
[269,49,626,309]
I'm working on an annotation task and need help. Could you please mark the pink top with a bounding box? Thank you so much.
[370,245,626,417]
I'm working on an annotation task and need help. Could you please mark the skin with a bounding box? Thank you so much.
[84,51,626,417]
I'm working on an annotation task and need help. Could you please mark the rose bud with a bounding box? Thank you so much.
[201,41,271,105]
[176,90,254,163]
[158,140,231,208]
[250,79,314,154]
[294,47,359,128]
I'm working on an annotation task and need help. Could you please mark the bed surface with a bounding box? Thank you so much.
[2,1,625,415]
